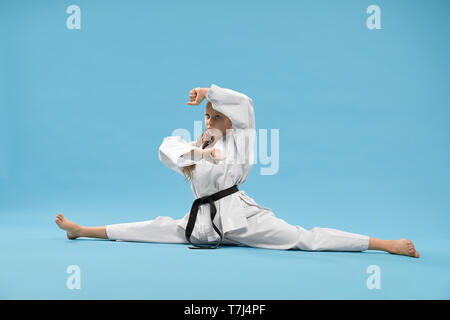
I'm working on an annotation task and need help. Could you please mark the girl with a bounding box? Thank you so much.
[55,84,420,258]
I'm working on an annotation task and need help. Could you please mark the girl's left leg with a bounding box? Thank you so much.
[225,211,420,257]
[368,237,420,258]
[226,211,370,252]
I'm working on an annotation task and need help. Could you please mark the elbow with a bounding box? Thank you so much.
[158,145,167,162]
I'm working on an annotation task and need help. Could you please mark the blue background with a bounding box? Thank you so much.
[1,0,449,299]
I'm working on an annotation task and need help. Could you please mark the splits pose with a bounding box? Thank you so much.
[55,84,420,258]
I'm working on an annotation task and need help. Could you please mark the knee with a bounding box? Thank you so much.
[259,225,302,250]
[295,226,327,251]
[152,216,176,226]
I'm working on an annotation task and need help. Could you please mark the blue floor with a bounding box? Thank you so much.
[1,210,449,300]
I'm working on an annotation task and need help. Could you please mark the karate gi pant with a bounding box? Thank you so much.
[105,210,370,252]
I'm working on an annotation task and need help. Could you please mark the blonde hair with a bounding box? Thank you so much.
[182,129,209,182]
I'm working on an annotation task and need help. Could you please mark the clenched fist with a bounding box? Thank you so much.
[187,87,209,106]
[203,147,224,164]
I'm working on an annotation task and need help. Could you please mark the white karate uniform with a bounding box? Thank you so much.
[106,84,370,252]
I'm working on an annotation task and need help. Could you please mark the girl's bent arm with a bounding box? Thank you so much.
[158,136,200,174]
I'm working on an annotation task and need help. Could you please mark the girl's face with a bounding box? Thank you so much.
[205,101,232,138]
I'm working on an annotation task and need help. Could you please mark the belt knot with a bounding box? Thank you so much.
[185,185,239,250]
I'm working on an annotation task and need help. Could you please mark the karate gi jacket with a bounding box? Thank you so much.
[158,84,271,241]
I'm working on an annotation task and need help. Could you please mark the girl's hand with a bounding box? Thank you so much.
[202,148,224,164]
[211,148,224,161]
[203,128,222,146]
[187,87,209,106]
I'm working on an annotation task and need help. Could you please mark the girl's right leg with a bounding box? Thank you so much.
[105,216,188,243]
[55,213,188,244]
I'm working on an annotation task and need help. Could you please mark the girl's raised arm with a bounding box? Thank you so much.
[205,84,255,130]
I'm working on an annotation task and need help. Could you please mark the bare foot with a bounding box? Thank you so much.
[55,213,82,240]
[389,239,420,258]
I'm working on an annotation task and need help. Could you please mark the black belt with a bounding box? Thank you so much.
[185,185,239,249]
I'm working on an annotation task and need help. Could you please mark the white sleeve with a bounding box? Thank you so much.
[205,83,255,130]
[206,84,256,166]
[158,136,202,174]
